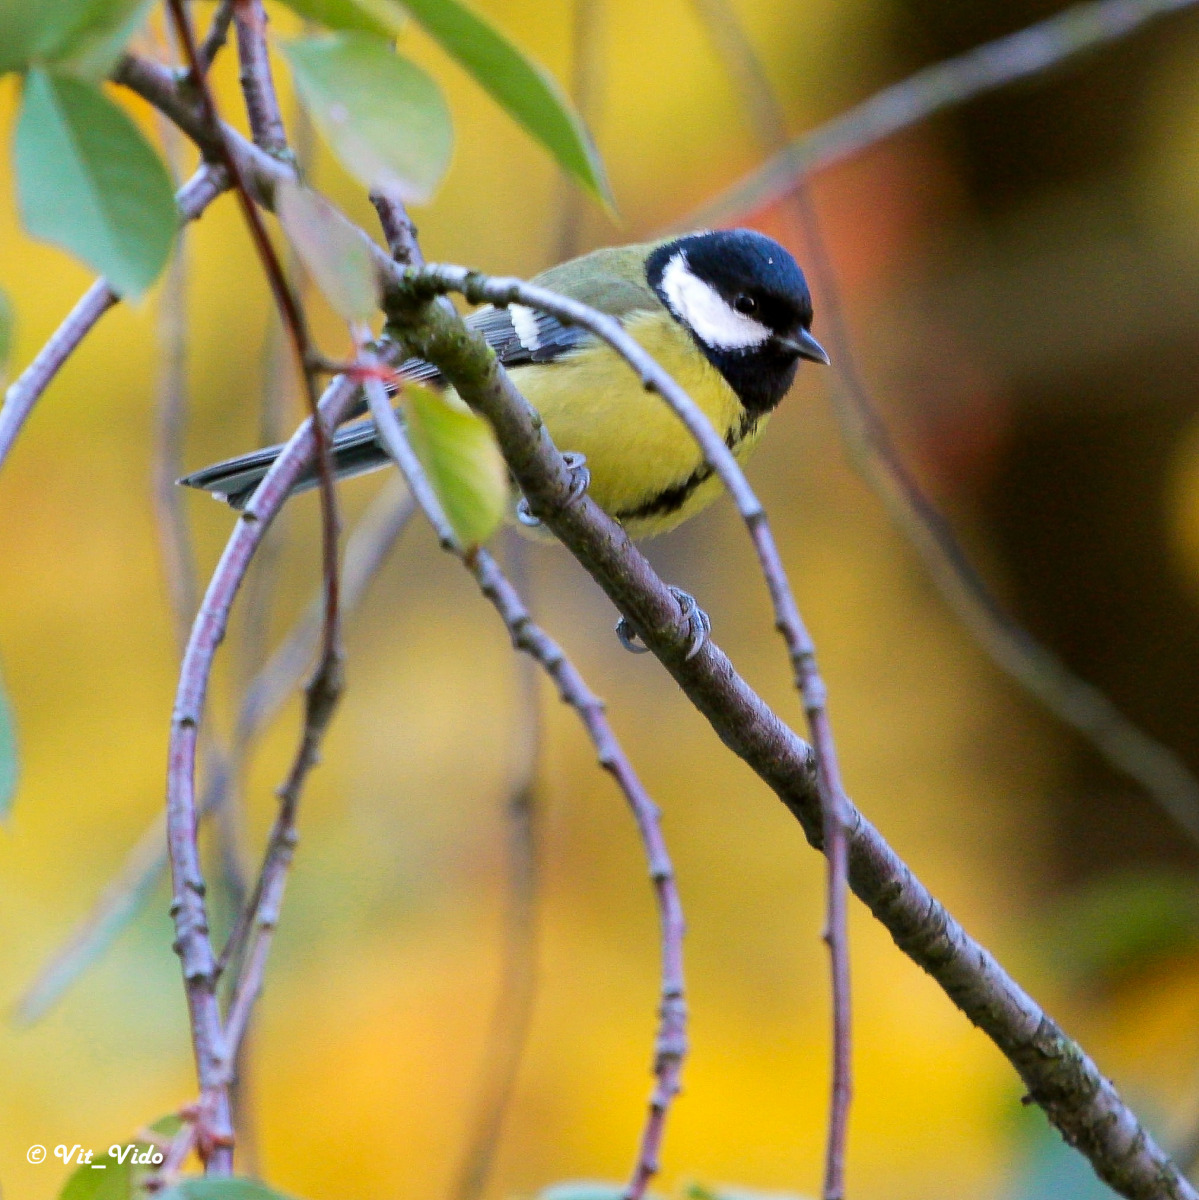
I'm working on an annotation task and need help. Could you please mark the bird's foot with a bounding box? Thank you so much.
[516,452,590,527]
[616,586,711,661]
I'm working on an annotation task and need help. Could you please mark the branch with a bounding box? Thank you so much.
[164,371,363,1172]
[231,0,289,156]
[363,374,686,1200]
[0,165,224,475]
[382,260,854,1193]
[198,1,236,75]
[371,187,426,269]
[684,0,1199,229]
[163,0,340,676]
[97,50,1191,1194]
[375,276,1195,1200]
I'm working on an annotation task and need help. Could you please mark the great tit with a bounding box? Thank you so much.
[180,228,829,541]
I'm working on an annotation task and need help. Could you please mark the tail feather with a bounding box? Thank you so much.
[178,416,392,509]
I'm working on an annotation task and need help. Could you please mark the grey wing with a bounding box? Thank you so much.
[178,306,594,508]
[333,303,592,420]
[398,303,593,382]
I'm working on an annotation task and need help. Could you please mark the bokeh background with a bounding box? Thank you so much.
[3,0,1199,1197]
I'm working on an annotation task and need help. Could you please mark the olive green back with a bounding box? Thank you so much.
[531,238,673,317]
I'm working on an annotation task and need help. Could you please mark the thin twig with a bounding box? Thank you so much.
[146,95,256,1152]
[363,374,686,1200]
[683,0,1199,230]
[472,547,685,1200]
[219,99,319,1152]
[238,64,318,670]
[197,0,236,75]
[163,0,340,676]
[0,282,115,471]
[220,664,337,1063]
[231,0,290,157]
[370,187,426,269]
[0,166,225,475]
[237,479,414,750]
[685,2,851,1190]
[144,1119,199,1193]
[162,13,346,1156]
[164,369,363,1171]
[377,283,1196,1200]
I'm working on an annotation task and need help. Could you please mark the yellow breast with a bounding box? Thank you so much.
[503,309,768,539]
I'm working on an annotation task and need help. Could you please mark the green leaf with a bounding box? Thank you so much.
[56,1116,185,1199]
[1038,867,1199,985]
[0,286,14,384]
[53,0,155,81]
[281,33,452,201]
[399,0,610,204]
[0,667,17,820]
[15,70,176,300]
[403,383,507,548]
[157,1179,301,1200]
[275,0,406,39]
[0,0,153,80]
[276,181,380,323]
[145,1112,184,1140]
[58,1156,136,1200]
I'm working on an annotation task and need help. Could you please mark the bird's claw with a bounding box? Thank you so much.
[616,586,711,661]
[516,452,590,527]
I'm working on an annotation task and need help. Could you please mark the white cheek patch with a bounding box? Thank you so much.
[659,251,771,351]
[510,304,541,352]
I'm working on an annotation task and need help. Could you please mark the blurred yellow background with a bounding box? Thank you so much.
[3,1,1199,1198]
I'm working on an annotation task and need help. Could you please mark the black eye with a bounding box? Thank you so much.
[733,293,757,315]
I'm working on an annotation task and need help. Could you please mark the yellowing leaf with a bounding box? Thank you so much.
[403,384,507,548]
[281,33,452,201]
[276,181,380,323]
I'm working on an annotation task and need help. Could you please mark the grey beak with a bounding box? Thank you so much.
[775,328,830,365]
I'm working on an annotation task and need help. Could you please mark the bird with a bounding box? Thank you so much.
[179,228,828,653]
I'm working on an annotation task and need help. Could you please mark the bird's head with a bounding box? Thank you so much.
[647,228,828,414]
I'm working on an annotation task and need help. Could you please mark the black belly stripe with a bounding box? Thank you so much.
[617,463,714,522]
[616,413,760,523]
